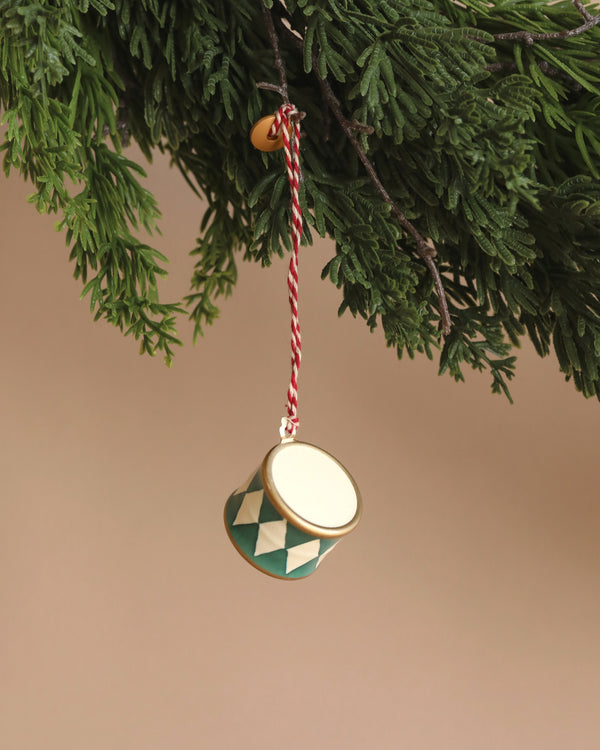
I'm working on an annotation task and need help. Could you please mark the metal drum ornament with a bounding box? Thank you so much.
[224,440,362,579]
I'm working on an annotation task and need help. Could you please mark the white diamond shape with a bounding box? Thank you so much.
[232,490,263,526]
[254,520,287,556]
[286,540,321,574]
[315,541,339,568]
[235,471,255,495]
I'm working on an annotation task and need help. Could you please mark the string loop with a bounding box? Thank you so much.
[270,104,303,440]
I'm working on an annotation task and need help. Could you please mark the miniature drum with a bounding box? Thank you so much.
[224,440,362,579]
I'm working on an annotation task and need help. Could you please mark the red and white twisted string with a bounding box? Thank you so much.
[269,104,303,440]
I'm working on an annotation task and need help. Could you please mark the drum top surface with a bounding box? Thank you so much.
[267,442,359,529]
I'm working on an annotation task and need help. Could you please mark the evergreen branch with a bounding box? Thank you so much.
[5,0,600,399]
[100,39,137,147]
[279,19,452,335]
[320,88,332,142]
[101,85,132,146]
[494,0,600,45]
[324,89,452,335]
[113,79,133,147]
[326,87,452,335]
[486,61,582,90]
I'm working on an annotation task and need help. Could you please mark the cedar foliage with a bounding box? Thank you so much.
[2,0,600,400]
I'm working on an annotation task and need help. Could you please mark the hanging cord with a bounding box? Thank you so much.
[270,104,303,440]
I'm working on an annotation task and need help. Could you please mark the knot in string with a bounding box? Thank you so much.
[271,104,303,440]
[279,416,300,441]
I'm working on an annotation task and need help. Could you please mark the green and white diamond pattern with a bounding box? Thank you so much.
[224,469,339,579]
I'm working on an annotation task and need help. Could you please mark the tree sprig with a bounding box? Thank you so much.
[3,0,600,398]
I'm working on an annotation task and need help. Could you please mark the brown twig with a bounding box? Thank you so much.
[277,19,452,335]
[259,2,289,103]
[494,0,600,45]
[256,4,306,127]
[573,0,594,22]
[256,80,287,99]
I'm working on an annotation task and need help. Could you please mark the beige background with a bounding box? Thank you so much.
[1,148,599,750]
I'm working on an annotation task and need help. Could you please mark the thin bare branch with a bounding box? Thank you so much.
[261,3,289,103]
[495,0,600,44]
[573,0,594,23]
[257,5,306,124]
[256,81,287,98]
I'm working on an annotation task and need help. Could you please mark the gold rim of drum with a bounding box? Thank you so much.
[260,441,362,539]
